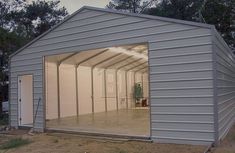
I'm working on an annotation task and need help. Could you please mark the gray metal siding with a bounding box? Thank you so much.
[10,8,215,144]
[213,31,235,140]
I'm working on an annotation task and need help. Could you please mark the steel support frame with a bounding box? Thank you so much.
[125,62,148,108]
[56,52,78,119]
[90,52,122,112]
[103,56,134,110]
[74,49,109,114]
[134,66,148,100]
[56,49,109,118]
[56,63,61,119]
[114,59,145,109]
[91,53,122,113]
[55,47,147,119]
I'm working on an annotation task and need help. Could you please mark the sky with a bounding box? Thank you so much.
[28,0,110,13]
[59,0,110,13]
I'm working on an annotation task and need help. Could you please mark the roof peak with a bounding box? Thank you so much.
[10,5,215,58]
[79,6,214,29]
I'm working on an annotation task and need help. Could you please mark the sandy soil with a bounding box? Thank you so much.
[209,125,235,153]
[0,125,234,153]
[0,131,206,153]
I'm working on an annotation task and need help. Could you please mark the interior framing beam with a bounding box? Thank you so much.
[58,52,78,65]
[125,71,128,109]
[55,49,109,118]
[133,66,148,84]
[103,70,108,111]
[115,70,119,110]
[126,63,148,108]
[116,58,143,109]
[54,45,147,117]
[126,61,148,72]
[56,63,61,119]
[56,52,78,119]
[91,52,131,113]
[138,48,147,53]
[103,56,134,111]
[73,49,109,114]
[75,49,109,67]
[104,56,134,69]
[75,66,79,117]
[117,58,143,71]
[91,52,122,112]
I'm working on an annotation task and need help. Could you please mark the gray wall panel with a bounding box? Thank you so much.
[213,31,235,140]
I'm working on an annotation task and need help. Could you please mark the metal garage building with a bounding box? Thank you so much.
[9,6,235,145]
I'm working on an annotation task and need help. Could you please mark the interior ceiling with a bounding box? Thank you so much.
[45,43,148,72]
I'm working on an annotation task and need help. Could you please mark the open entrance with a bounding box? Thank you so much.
[44,43,150,137]
[18,75,33,127]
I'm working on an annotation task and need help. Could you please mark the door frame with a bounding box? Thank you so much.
[17,74,34,127]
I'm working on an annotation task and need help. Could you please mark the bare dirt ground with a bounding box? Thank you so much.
[0,125,234,153]
[209,125,235,153]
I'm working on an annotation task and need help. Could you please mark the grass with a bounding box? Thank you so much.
[0,114,8,126]
[0,138,31,150]
[53,139,59,143]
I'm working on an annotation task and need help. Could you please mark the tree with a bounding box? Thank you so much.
[0,0,27,30]
[0,27,27,114]
[144,0,204,21]
[10,0,68,39]
[108,0,234,49]
[0,0,10,28]
[107,0,157,13]
[0,0,68,114]
[202,0,235,48]
[144,0,235,49]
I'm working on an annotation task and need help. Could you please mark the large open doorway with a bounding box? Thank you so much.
[18,75,33,127]
[44,43,150,137]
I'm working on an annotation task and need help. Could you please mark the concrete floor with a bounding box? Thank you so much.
[46,108,150,137]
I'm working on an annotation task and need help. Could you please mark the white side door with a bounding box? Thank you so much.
[18,75,33,126]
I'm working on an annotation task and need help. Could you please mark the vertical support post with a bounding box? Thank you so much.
[133,72,136,107]
[91,68,94,113]
[75,66,79,117]
[56,63,61,119]
[134,72,136,85]
[104,69,108,112]
[115,70,119,110]
[141,73,144,98]
[125,71,128,109]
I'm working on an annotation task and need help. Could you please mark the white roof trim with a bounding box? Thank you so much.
[9,6,218,58]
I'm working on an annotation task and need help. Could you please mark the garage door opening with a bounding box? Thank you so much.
[44,43,150,137]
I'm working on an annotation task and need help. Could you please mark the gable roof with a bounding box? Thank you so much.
[10,6,215,58]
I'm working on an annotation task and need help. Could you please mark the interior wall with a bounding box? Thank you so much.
[45,62,58,120]
[128,72,149,107]
[46,61,149,119]
[127,72,134,108]
[93,68,106,113]
[143,73,149,101]
[59,64,77,117]
[106,69,118,110]
[117,70,126,109]
[77,66,92,115]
